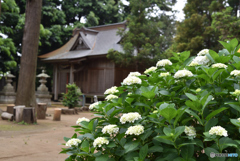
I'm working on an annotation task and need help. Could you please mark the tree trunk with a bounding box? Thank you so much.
[15,0,42,123]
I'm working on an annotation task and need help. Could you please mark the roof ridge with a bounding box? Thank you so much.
[88,20,126,29]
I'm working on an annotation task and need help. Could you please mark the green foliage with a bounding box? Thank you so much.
[62,83,82,109]
[172,0,226,55]
[212,7,240,42]
[61,39,240,160]
[62,0,125,26]
[0,0,18,73]
[107,0,176,68]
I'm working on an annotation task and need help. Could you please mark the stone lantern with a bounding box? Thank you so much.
[0,71,16,103]
[35,70,52,106]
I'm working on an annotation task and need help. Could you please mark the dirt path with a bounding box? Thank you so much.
[0,105,95,161]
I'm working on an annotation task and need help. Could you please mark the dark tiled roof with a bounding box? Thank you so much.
[40,21,126,61]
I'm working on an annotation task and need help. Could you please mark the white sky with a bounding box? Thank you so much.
[172,0,187,21]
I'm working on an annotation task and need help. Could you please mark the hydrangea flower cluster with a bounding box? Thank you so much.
[184,126,196,138]
[125,125,144,135]
[189,56,210,66]
[160,72,170,77]
[93,137,109,147]
[102,124,119,135]
[89,101,100,110]
[197,49,209,56]
[211,63,227,69]
[209,126,228,137]
[65,138,82,147]
[122,76,142,85]
[128,72,141,77]
[144,67,157,74]
[156,59,172,67]
[104,86,119,95]
[230,70,240,76]
[231,89,240,96]
[238,118,240,122]
[76,117,90,125]
[105,94,118,101]
[120,112,142,124]
[174,69,193,79]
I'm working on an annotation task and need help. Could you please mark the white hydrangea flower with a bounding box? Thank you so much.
[211,63,227,69]
[232,89,240,96]
[93,137,109,147]
[65,138,82,147]
[209,126,228,137]
[102,124,119,135]
[189,61,199,67]
[128,72,141,77]
[174,69,193,79]
[184,126,196,138]
[144,67,157,74]
[197,49,209,56]
[125,125,144,135]
[76,117,90,125]
[238,118,240,122]
[160,72,170,77]
[104,86,119,95]
[156,59,172,67]
[89,101,100,110]
[230,70,240,77]
[122,76,142,85]
[196,88,201,92]
[120,112,142,124]
[105,94,118,101]
[189,56,210,66]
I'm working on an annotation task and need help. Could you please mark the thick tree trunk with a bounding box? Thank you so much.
[15,0,42,123]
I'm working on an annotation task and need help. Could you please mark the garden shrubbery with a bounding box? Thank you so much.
[61,39,240,161]
[62,83,82,109]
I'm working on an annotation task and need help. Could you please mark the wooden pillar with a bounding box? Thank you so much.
[54,64,58,101]
[70,63,74,84]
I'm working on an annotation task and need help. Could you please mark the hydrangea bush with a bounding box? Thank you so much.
[61,39,240,161]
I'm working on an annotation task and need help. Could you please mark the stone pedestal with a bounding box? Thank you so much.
[35,70,52,106]
[0,72,16,104]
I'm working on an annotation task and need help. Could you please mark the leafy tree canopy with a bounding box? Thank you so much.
[171,0,240,56]
[107,0,176,69]
[0,0,19,73]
